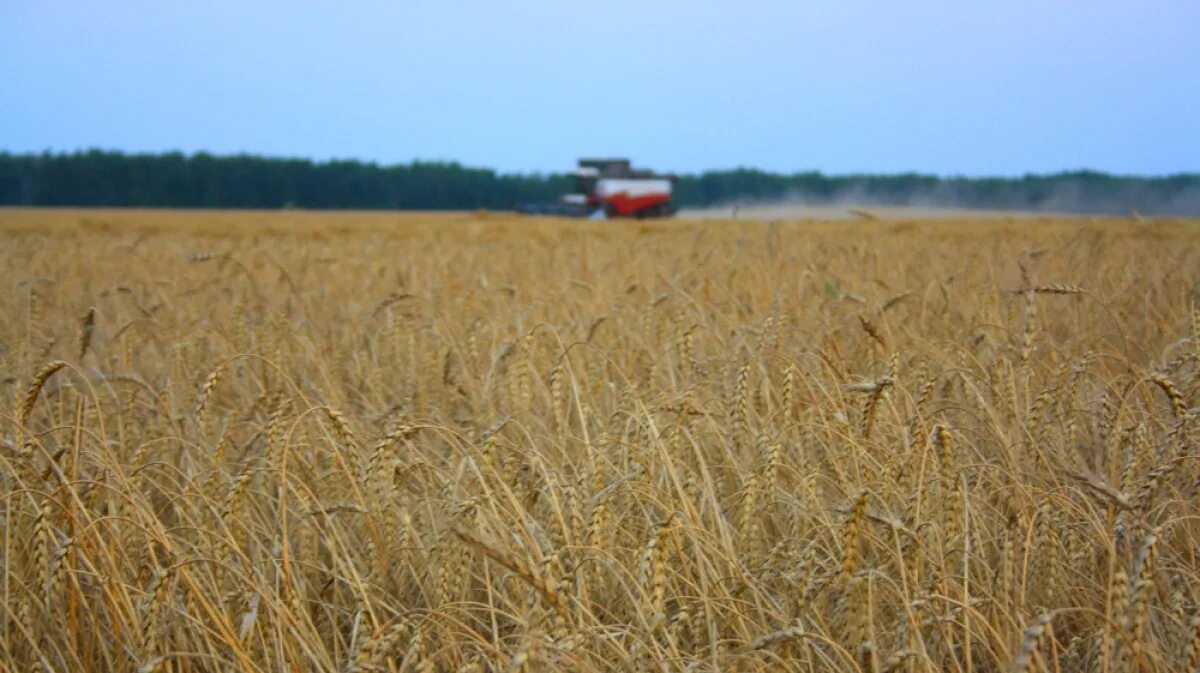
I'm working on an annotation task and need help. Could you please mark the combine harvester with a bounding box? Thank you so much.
[519,158,675,218]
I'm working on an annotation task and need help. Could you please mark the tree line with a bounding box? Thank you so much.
[2,149,1197,215]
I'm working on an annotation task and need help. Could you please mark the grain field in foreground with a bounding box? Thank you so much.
[2,209,1200,673]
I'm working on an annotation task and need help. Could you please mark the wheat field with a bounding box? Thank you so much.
[2,208,1200,672]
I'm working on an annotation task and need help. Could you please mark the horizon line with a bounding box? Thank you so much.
[3,146,1198,181]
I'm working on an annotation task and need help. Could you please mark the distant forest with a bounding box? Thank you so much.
[2,150,1198,215]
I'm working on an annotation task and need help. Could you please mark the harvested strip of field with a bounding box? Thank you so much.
[2,208,1199,672]
[678,203,1072,220]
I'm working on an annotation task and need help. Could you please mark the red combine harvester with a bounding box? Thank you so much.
[518,158,675,218]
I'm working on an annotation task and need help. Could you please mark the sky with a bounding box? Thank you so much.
[2,1,1198,176]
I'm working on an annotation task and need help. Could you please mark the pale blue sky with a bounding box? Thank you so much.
[2,1,1197,175]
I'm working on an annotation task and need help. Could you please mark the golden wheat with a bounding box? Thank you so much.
[2,208,1199,672]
